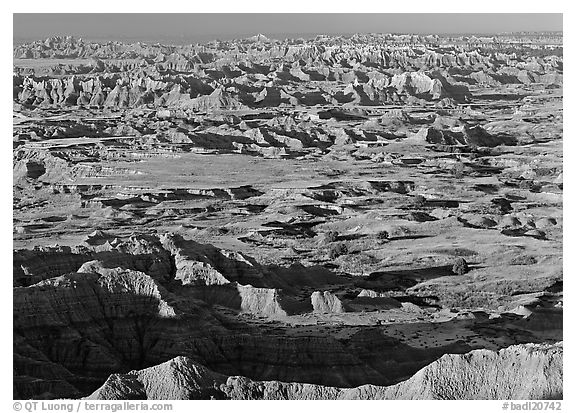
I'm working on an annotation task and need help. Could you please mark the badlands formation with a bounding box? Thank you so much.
[13,33,562,400]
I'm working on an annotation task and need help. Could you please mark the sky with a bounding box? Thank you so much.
[13,13,563,44]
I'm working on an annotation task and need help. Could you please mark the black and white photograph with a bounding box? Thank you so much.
[10,9,565,406]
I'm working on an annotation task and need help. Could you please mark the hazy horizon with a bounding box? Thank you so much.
[14,13,562,45]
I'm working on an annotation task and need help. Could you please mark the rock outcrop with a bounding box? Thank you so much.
[88,342,562,400]
[311,291,345,313]
[14,33,561,110]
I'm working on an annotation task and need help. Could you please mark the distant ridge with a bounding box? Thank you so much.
[247,33,270,42]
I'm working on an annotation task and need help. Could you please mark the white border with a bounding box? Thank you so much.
[3,3,572,412]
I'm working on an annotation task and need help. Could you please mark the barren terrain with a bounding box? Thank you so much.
[13,32,563,400]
